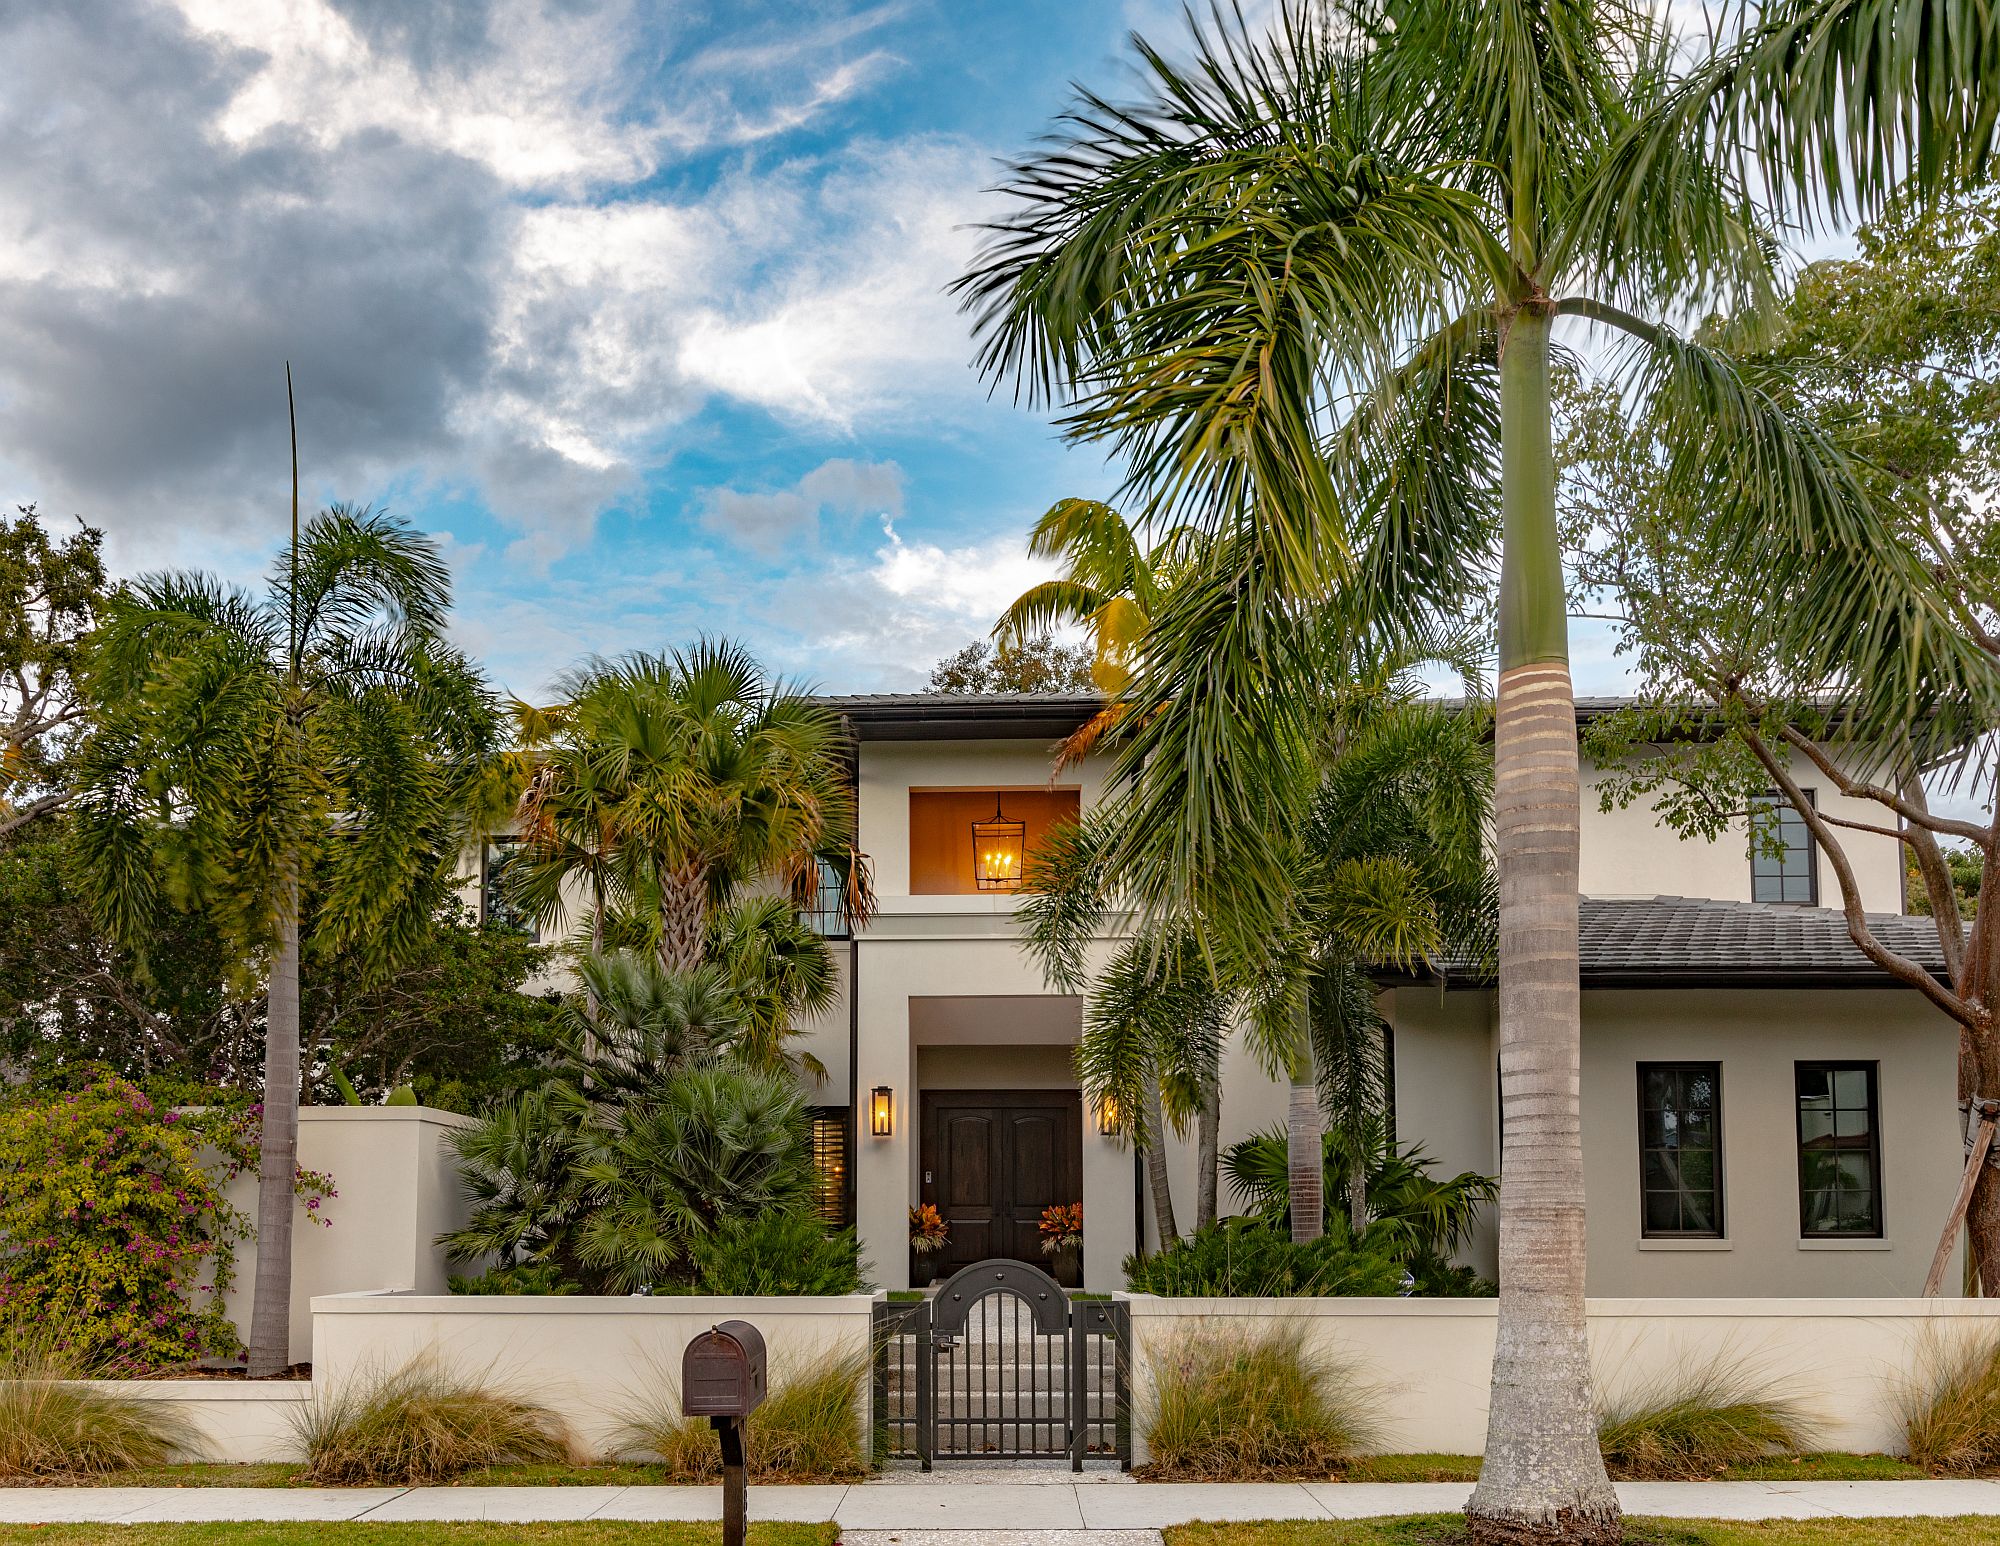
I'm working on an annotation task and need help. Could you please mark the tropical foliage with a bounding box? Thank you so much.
[683,1211,867,1296]
[1123,1216,1408,1298]
[621,1353,869,1482]
[926,634,1093,694]
[509,640,864,973]
[71,504,498,1375]
[958,0,2000,1531]
[1224,1123,1497,1292]
[0,1076,302,1370]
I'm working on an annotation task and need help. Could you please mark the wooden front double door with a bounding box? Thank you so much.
[919,1089,1082,1285]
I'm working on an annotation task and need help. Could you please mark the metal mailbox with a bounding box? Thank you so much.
[682,1320,767,1418]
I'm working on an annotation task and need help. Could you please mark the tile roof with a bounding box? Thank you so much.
[1420,895,1951,989]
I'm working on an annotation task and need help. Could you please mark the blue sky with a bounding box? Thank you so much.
[0,0,1654,700]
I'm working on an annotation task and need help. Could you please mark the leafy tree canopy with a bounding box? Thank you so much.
[1,506,106,837]
[925,635,1094,695]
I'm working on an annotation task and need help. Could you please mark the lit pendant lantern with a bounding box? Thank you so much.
[971,797,1027,891]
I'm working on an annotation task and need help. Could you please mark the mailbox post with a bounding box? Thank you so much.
[682,1321,766,1546]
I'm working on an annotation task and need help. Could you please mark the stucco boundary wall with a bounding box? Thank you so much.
[308,1290,878,1460]
[1123,1295,2000,1461]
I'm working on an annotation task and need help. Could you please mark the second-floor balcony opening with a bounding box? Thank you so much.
[909,787,1080,895]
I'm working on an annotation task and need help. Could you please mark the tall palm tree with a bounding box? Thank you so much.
[72,506,495,1377]
[958,4,1995,1534]
[519,640,865,973]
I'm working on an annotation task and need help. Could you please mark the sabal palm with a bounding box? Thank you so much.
[520,640,860,972]
[960,2,1995,1533]
[72,505,494,1376]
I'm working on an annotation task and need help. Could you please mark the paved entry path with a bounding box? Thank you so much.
[0,1479,1997,1532]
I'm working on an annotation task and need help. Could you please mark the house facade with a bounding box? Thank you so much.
[475,692,1967,1297]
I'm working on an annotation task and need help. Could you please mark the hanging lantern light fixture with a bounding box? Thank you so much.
[970,797,1027,890]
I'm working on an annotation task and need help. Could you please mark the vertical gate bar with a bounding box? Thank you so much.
[917,1302,933,1471]
[1067,1305,1084,1470]
[1113,1301,1132,1471]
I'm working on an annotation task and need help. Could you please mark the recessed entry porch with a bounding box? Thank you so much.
[894,994,1138,1292]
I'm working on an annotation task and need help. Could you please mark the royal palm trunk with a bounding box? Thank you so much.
[245,874,301,1378]
[1466,304,1620,1543]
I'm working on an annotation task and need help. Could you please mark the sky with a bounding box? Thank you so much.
[4,0,1656,701]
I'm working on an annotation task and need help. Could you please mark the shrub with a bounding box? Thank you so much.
[1123,1217,1408,1297]
[446,1261,578,1296]
[618,1353,869,1482]
[1901,1331,2000,1473]
[0,1328,194,1477]
[685,1212,869,1296]
[0,1076,257,1369]
[294,1360,573,1485]
[1596,1357,1816,1478]
[1142,1322,1376,1478]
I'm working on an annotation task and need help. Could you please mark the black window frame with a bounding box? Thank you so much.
[1795,1060,1885,1239]
[799,857,852,940]
[1636,1061,1726,1239]
[1750,789,1819,906]
[479,836,539,941]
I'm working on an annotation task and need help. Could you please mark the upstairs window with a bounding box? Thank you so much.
[907,788,1080,895]
[1796,1062,1883,1238]
[1638,1062,1724,1238]
[480,837,538,939]
[1750,791,1817,905]
[799,857,851,938]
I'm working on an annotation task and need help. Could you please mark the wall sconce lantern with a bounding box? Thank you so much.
[870,1085,894,1137]
[971,798,1027,891]
[1096,1093,1122,1137]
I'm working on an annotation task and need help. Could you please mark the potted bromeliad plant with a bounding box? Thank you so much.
[1039,1202,1083,1286]
[909,1203,950,1277]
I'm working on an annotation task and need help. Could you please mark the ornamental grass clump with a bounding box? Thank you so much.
[618,1353,868,1482]
[1141,1322,1377,1479]
[293,1359,572,1485]
[0,1331,194,1478]
[1900,1331,2000,1473]
[1596,1356,1816,1478]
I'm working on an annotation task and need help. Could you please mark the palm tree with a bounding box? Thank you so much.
[72,506,495,1377]
[519,641,863,973]
[958,4,1994,1533]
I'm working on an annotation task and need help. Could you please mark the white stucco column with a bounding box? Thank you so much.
[855,953,914,1291]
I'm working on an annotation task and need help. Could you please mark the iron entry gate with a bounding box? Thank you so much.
[873,1258,1130,1470]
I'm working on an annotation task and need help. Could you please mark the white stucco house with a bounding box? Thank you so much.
[471,692,1967,1298]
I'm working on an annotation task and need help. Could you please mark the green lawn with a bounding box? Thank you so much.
[0,1529,834,1546]
[1328,1453,1932,1485]
[1165,1520,2000,1546]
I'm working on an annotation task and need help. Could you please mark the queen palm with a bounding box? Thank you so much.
[960,2,1997,1536]
[72,506,495,1377]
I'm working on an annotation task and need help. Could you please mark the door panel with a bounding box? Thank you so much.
[921,1090,1081,1283]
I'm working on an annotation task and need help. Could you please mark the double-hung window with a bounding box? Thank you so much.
[1638,1062,1724,1238]
[1796,1062,1883,1238]
[1750,791,1817,905]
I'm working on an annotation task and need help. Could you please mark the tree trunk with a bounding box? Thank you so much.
[1966,1029,2000,1295]
[1142,1074,1179,1244]
[1195,1072,1221,1231]
[657,864,707,972]
[1287,992,1324,1244]
[245,874,302,1378]
[1467,303,1620,1544]
[1348,1143,1368,1237]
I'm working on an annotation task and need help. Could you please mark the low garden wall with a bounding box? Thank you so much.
[110,1380,311,1464]
[1122,1294,2000,1461]
[310,1289,878,1459]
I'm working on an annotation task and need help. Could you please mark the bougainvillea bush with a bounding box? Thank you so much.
[0,1075,327,1372]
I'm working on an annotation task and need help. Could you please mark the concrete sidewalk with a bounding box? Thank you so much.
[0,1479,1997,1529]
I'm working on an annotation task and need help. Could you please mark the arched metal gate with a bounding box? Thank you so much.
[873,1258,1130,1470]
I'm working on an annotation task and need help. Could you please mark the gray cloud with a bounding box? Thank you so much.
[701,456,904,556]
